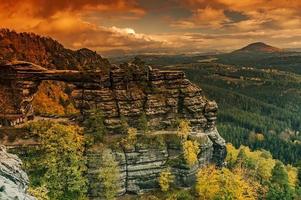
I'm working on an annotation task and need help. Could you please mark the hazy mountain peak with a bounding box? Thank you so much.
[233,42,283,53]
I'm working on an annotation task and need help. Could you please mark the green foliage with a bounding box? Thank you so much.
[174,190,194,200]
[83,109,107,144]
[119,115,129,134]
[267,162,294,200]
[99,148,121,200]
[23,121,87,200]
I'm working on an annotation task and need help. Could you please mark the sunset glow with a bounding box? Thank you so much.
[1,0,301,56]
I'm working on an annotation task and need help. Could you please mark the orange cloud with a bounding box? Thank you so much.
[178,0,301,30]
[0,0,145,18]
[0,0,300,55]
[172,7,229,28]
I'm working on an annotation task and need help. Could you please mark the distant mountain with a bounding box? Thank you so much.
[232,42,283,54]
[0,29,110,70]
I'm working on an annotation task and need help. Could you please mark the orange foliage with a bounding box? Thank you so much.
[32,81,78,116]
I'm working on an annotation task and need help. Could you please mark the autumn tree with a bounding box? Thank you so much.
[182,140,200,166]
[99,148,121,200]
[196,165,259,200]
[121,127,137,149]
[177,119,191,140]
[158,168,174,192]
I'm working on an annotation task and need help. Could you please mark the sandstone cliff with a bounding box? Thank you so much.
[0,30,226,199]
[0,145,35,200]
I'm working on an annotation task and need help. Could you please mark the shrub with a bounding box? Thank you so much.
[177,119,191,140]
[182,140,200,166]
[158,168,174,192]
[138,113,149,134]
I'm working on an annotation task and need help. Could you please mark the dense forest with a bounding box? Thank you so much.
[170,63,301,165]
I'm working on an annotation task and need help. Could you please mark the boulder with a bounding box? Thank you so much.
[0,145,35,200]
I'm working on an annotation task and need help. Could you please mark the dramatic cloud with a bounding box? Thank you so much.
[178,0,301,30]
[0,0,300,55]
[172,7,229,28]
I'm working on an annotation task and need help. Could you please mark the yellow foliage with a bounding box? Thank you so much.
[183,140,200,166]
[286,165,298,187]
[255,133,265,141]
[196,165,259,200]
[226,144,276,181]
[28,186,49,200]
[225,143,239,166]
[177,119,191,140]
[248,132,265,142]
[158,168,174,192]
[127,127,137,142]
[121,127,137,149]
[65,103,78,115]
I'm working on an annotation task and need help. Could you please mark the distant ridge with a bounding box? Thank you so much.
[0,28,110,70]
[232,42,283,54]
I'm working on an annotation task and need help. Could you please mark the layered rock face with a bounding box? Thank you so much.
[0,145,35,200]
[73,62,226,198]
[72,63,219,132]
[0,30,226,198]
[87,133,216,198]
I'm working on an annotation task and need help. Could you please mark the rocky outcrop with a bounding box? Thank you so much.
[0,145,35,200]
[0,30,226,199]
[87,131,216,198]
[0,60,226,198]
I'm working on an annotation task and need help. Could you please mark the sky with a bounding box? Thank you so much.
[0,0,301,56]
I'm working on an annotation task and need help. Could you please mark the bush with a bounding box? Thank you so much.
[158,168,174,192]
[182,140,200,166]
